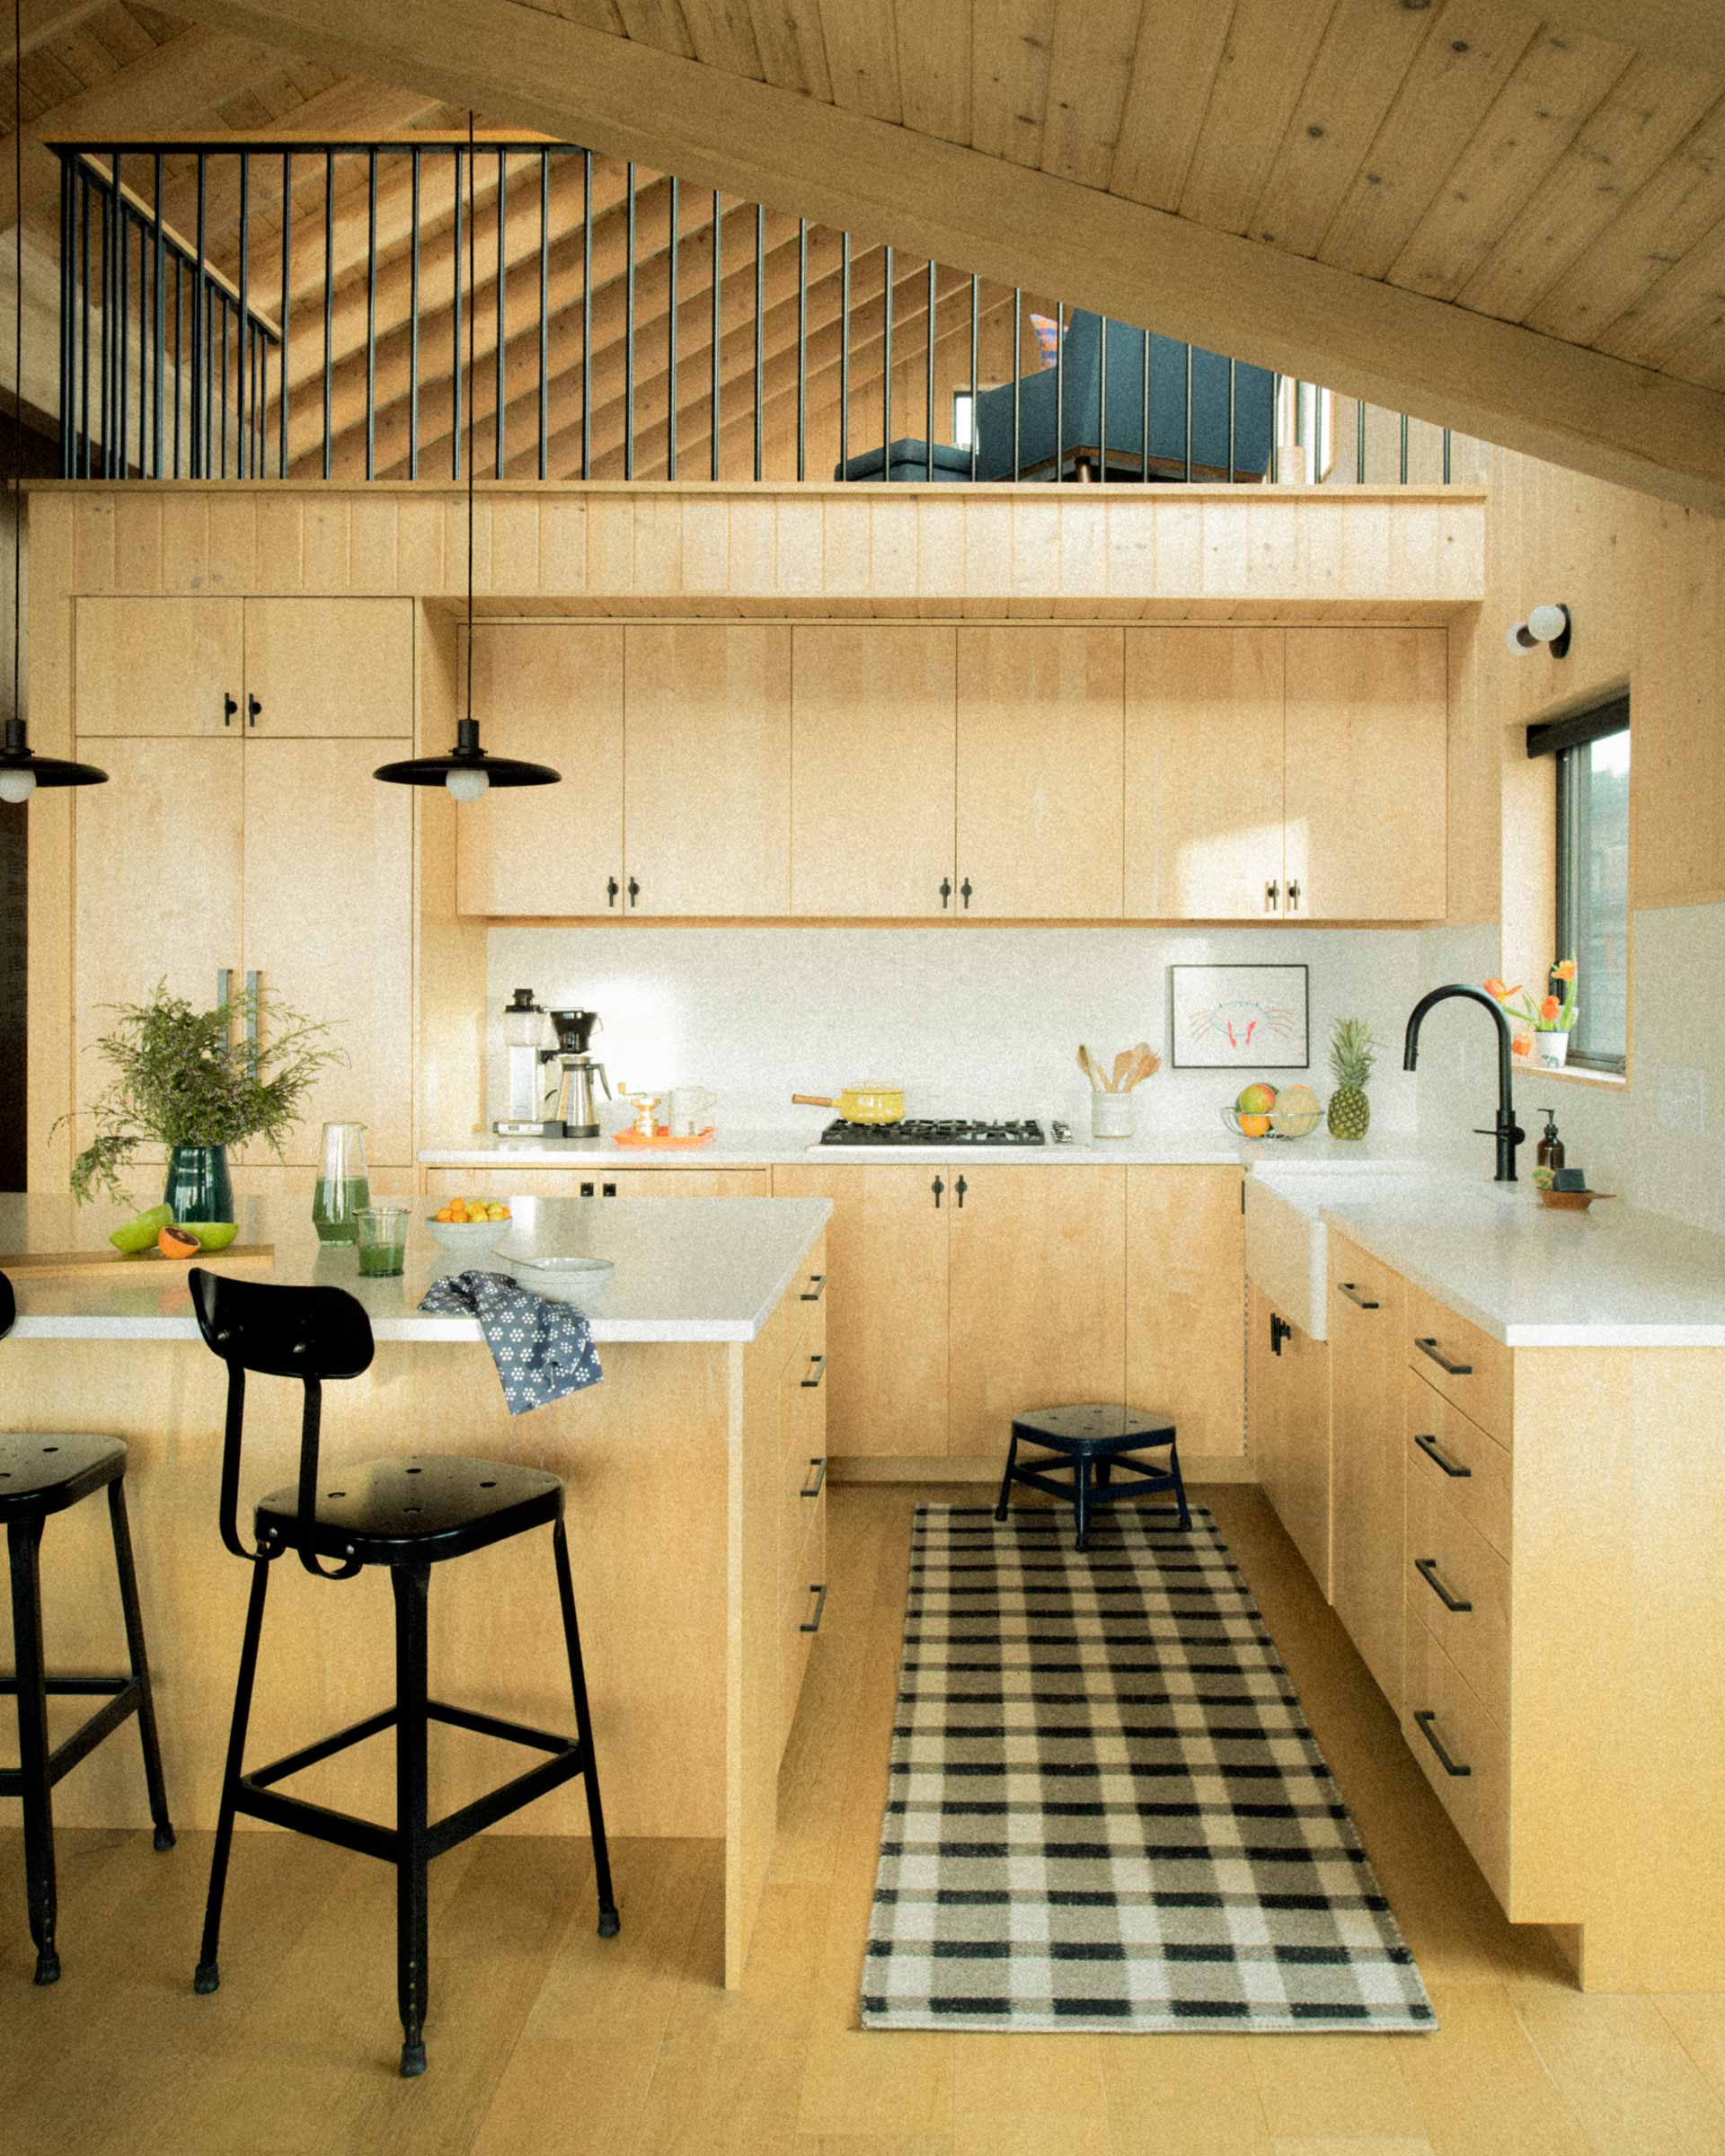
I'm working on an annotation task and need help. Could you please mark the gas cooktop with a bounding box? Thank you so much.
[817,1118,1047,1146]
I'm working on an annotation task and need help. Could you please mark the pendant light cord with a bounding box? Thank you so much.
[464,107,475,726]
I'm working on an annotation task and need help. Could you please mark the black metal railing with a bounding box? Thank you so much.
[49,137,1455,490]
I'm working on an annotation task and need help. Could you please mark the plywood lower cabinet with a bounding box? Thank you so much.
[1327,1236,1407,1712]
[1127,1167,1245,1462]
[424,1169,771,1199]
[1246,1282,1331,1597]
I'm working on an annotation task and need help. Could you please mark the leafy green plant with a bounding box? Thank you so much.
[63,980,345,1205]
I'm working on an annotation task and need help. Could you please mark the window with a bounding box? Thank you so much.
[951,390,975,449]
[1528,698,1630,1074]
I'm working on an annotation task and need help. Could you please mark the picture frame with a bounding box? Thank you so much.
[1169,964,1310,1070]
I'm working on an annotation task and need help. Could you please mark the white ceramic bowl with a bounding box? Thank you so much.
[425,1215,513,1259]
[502,1253,615,1310]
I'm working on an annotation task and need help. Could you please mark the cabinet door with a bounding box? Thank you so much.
[243,599,414,738]
[73,738,244,1150]
[458,624,624,917]
[1329,1241,1408,1708]
[1124,627,1285,919]
[791,627,957,917]
[947,1165,1126,1458]
[1249,1285,1333,1599]
[957,627,1123,919]
[1125,1167,1244,1460]
[424,1169,768,1198]
[242,739,414,1165]
[75,596,243,737]
[1284,629,1446,921]
[772,1166,950,1457]
[624,625,791,915]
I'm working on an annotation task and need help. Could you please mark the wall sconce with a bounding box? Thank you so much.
[1507,603,1571,658]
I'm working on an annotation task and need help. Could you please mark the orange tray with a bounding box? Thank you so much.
[611,1127,716,1148]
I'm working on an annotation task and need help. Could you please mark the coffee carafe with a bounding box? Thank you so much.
[544,1008,610,1137]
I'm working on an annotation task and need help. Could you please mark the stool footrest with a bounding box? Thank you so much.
[246,1704,399,1791]
[425,1745,588,1859]
[0,1678,142,1795]
[427,1697,574,1755]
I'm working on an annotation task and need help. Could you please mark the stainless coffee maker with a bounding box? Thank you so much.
[492,989,561,1137]
[544,1009,610,1137]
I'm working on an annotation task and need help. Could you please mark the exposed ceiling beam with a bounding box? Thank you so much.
[1537,2,1725,77]
[171,0,1725,508]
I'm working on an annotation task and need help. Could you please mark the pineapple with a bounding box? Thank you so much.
[1327,1018,1376,1140]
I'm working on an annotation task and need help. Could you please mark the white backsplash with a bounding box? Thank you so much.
[1415,910,1725,1234]
[482,925,1427,1137]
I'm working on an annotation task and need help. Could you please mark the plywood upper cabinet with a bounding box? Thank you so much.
[791,627,957,917]
[242,599,414,738]
[1125,628,1285,919]
[624,625,792,916]
[957,627,1124,919]
[1284,628,1446,921]
[75,596,243,737]
[457,625,624,917]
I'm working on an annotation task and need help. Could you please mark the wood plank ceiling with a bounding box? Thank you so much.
[6,1,1725,504]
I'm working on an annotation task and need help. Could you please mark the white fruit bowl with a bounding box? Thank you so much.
[425,1215,513,1259]
[501,1253,615,1310]
[1219,1105,1322,1140]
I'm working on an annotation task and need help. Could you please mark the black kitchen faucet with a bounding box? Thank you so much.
[1403,984,1526,1183]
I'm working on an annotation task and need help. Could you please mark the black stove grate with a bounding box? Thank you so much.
[817,1118,1046,1146]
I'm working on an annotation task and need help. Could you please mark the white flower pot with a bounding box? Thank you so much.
[1091,1092,1136,1139]
[1534,1030,1570,1070]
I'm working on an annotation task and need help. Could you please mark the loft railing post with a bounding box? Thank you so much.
[116,153,128,477]
[58,156,72,475]
[1226,358,1236,485]
[78,167,91,476]
[1356,395,1365,484]
[191,155,205,479]
[924,257,934,482]
[581,149,592,481]
[136,216,147,475]
[1399,410,1410,486]
[624,162,635,480]
[279,153,291,479]
[172,252,181,477]
[236,151,251,477]
[538,150,549,481]
[711,189,722,482]
[668,176,679,480]
[753,203,764,482]
[322,151,334,480]
[1012,287,1022,481]
[1183,342,1193,482]
[1054,301,1064,481]
[219,293,229,478]
[838,232,849,480]
[1443,425,1452,484]
[452,145,463,482]
[366,148,378,480]
[1141,318,1151,483]
[1098,308,1108,486]
[796,217,808,482]
[1269,373,1279,483]
[882,243,893,480]
[969,273,978,482]
[495,149,508,478]
[408,147,420,480]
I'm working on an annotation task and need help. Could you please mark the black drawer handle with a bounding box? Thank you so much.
[801,1354,827,1389]
[1413,1708,1472,1778]
[1413,1430,1471,1478]
[1337,1281,1380,1310]
[1416,1337,1473,1376]
[1414,1556,1473,1613]
[800,1273,827,1302]
[800,1457,826,1499]
[601,1181,616,1197]
[800,1582,827,1634]
[606,876,619,907]
[579,1181,595,1197]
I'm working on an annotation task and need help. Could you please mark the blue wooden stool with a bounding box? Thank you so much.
[995,1403,1190,1551]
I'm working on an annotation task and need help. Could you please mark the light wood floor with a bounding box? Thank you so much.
[8,1483,1725,2156]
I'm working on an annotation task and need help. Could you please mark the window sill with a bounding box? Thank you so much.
[1513,1059,1627,1093]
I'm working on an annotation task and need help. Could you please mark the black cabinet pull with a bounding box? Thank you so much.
[1264,879,1278,913]
[1412,1431,1470,1479]
[960,877,973,910]
[1416,1337,1473,1376]
[800,1582,828,1635]
[1413,1709,1471,1778]
[627,876,641,906]
[800,1273,827,1302]
[1269,1312,1292,1356]
[601,1181,616,1197]
[801,1354,827,1389]
[606,876,619,907]
[954,1175,968,1209]
[246,694,261,728]
[939,877,951,910]
[1414,1556,1473,1613]
[932,1175,944,1208]
[223,693,238,727]
[800,1458,826,1498]
[579,1181,595,1197]
[1287,878,1301,911]
[1337,1281,1379,1311]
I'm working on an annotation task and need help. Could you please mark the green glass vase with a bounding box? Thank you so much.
[163,1143,234,1224]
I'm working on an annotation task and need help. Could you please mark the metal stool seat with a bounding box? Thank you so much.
[0,1276,174,1986]
[995,1402,1191,1551]
[187,1267,617,2079]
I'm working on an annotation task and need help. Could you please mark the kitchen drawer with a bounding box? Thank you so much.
[1406,1457,1510,1725]
[1407,1286,1512,1449]
[1331,1241,1404,1323]
[779,1421,828,1588]
[781,1557,827,1754]
[1403,1613,1509,1909]
[792,1237,828,1363]
[1406,1368,1512,1560]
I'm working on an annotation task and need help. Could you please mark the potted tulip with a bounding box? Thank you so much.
[1484,962,1578,1070]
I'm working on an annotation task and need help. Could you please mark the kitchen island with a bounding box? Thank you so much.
[0,1193,830,1986]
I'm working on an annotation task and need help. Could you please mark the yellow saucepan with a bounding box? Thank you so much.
[792,1082,905,1126]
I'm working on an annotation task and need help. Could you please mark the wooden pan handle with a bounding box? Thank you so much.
[791,1094,836,1107]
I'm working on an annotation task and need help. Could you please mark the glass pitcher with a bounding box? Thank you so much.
[312,1122,371,1244]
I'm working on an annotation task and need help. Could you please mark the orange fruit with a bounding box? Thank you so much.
[157,1224,199,1259]
[1237,1113,1271,1138]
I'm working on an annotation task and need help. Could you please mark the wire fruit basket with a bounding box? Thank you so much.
[1218,1104,1322,1141]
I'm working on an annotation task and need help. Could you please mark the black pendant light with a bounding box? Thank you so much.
[376,112,557,799]
[1,0,105,805]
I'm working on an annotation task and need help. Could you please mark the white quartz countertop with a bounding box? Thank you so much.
[0,1194,830,1345]
[1255,1168,1725,1348]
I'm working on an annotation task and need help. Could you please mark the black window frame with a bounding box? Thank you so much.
[1530,694,1629,1078]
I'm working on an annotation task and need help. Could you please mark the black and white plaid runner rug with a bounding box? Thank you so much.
[860,1504,1436,2033]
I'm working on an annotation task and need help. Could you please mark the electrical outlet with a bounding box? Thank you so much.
[1658,1065,1706,1137]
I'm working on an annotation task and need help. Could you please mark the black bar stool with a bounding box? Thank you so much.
[995,1403,1191,1551]
[0,1269,174,1984]
[187,1268,618,2078]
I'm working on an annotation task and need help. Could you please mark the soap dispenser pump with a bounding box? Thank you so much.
[1536,1107,1565,1175]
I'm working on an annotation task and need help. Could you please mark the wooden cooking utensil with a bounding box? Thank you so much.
[1110,1048,1134,1091]
[1125,1047,1161,1090]
[1077,1046,1101,1091]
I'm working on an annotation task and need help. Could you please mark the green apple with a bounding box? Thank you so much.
[109,1204,174,1254]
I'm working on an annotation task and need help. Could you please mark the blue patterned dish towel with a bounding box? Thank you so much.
[418,1268,603,1415]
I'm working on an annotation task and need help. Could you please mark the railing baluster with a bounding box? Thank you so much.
[257,336,268,479]
[624,162,635,481]
[838,231,850,480]
[753,203,764,482]
[220,294,229,479]
[78,168,90,477]
[969,272,978,482]
[538,150,549,481]
[495,149,507,479]
[172,251,181,478]
[581,148,592,481]
[58,157,71,475]
[323,151,334,480]
[711,189,722,482]
[136,220,147,475]
[191,155,205,479]
[1357,395,1366,484]
[1183,341,1193,482]
[366,148,378,480]
[1400,409,1410,486]
[408,148,420,480]
[116,154,128,477]
[236,152,249,476]
[1141,315,1151,482]
[668,176,679,480]
[279,153,291,479]
[796,217,808,482]
[1054,300,1064,481]
[1443,425,1452,484]
[1227,357,1236,485]
[1098,305,1107,486]
[882,243,893,479]
[1269,373,1279,482]
[452,145,464,482]
[924,256,934,481]
[1012,287,1022,482]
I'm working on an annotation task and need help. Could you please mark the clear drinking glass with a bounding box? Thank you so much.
[312,1121,371,1244]
[355,1204,408,1277]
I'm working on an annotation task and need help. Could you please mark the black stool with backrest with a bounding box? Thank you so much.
[187,1268,617,2078]
[995,1403,1191,1551]
[0,1268,174,1984]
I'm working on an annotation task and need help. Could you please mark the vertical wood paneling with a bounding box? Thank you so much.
[302,497,349,592]
[965,499,1013,595]
[916,499,964,597]
[349,493,400,592]
[869,498,916,593]
[206,498,258,591]
[632,496,683,591]
[588,496,635,592]
[112,499,163,593]
[254,496,305,591]
[159,496,210,592]
[820,497,869,594]
[1057,499,1106,594]
[1010,498,1059,596]
[25,494,75,1189]
[72,495,116,593]
[681,495,730,591]
[775,497,823,593]
[727,495,774,592]
[489,496,541,592]
[397,497,446,592]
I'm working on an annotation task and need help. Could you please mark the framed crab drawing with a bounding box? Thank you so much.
[1169,964,1309,1070]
